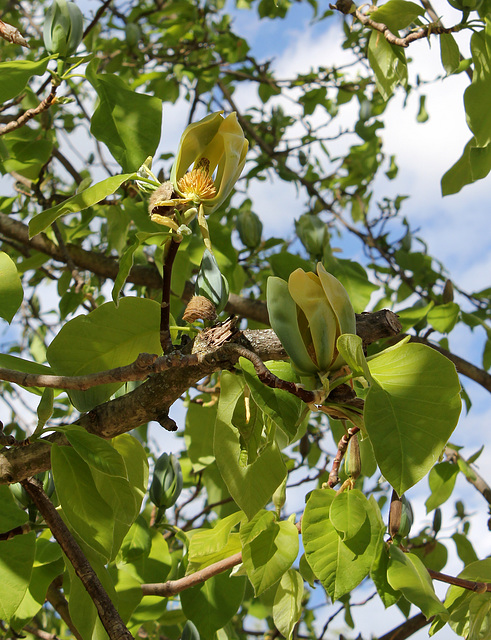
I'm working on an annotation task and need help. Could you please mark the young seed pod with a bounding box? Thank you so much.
[388,490,414,541]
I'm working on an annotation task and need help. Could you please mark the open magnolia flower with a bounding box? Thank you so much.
[267,263,356,378]
[149,111,248,220]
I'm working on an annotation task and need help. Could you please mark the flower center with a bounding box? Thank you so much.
[177,158,217,203]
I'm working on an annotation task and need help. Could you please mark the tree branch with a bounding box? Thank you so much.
[0,84,58,136]
[428,569,490,593]
[21,479,133,640]
[141,552,243,597]
[377,613,429,640]
[446,447,491,506]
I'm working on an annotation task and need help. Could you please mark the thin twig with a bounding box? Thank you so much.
[445,447,491,505]
[160,238,181,353]
[21,479,133,640]
[428,569,490,592]
[0,84,58,136]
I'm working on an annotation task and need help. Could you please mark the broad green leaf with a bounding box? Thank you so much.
[0,485,28,533]
[10,536,63,631]
[51,444,115,560]
[438,559,491,638]
[303,489,384,601]
[1,125,53,179]
[440,33,460,75]
[120,515,152,563]
[387,547,447,619]
[452,533,479,566]
[368,31,408,101]
[214,372,287,519]
[86,60,163,172]
[365,343,462,495]
[0,532,36,623]
[61,425,128,477]
[464,30,491,148]
[29,172,136,238]
[113,433,149,505]
[370,539,401,608]
[272,569,304,640]
[369,0,424,30]
[428,302,460,333]
[184,397,217,472]
[239,358,304,443]
[240,510,299,595]
[425,461,459,513]
[411,539,448,572]
[441,137,475,196]
[0,58,51,103]
[46,297,162,411]
[187,511,244,572]
[180,571,246,638]
[329,489,370,540]
[0,251,23,323]
[107,564,143,625]
[396,301,433,332]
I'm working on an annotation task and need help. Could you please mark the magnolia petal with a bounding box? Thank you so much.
[316,264,356,335]
[288,269,337,372]
[170,111,225,188]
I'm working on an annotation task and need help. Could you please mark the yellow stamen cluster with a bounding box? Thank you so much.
[177,167,217,203]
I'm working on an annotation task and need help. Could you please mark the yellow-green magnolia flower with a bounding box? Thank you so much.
[267,263,356,377]
[150,111,248,218]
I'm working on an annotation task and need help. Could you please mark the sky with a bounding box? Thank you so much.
[1,1,491,638]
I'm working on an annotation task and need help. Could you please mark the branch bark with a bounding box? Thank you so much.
[21,479,133,640]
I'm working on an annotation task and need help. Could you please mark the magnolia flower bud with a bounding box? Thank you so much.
[43,0,84,58]
[295,214,330,260]
[195,249,229,314]
[149,453,183,515]
[267,263,356,377]
[237,209,263,249]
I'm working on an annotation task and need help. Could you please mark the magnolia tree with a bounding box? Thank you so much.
[0,0,490,639]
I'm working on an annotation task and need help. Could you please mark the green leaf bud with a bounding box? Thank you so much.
[195,249,229,314]
[43,0,84,58]
[237,209,263,249]
[295,214,329,260]
[149,453,183,513]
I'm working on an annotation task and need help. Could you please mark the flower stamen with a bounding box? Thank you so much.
[177,158,217,204]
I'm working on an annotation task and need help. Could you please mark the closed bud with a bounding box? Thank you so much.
[295,214,329,260]
[273,476,287,516]
[195,249,229,314]
[442,279,454,303]
[237,209,263,249]
[389,490,413,541]
[432,507,442,535]
[43,0,84,58]
[347,433,361,481]
[149,453,183,515]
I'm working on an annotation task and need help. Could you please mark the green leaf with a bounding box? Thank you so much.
[441,137,475,196]
[113,433,149,506]
[365,343,462,495]
[51,444,115,560]
[464,30,491,148]
[303,489,384,601]
[337,333,372,381]
[272,569,304,640]
[425,462,459,513]
[428,302,460,333]
[329,489,370,540]
[0,485,28,533]
[387,546,448,619]
[371,539,401,608]
[239,358,304,443]
[29,172,136,238]
[369,0,424,30]
[62,425,128,477]
[107,564,143,625]
[440,33,460,75]
[240,510,299,595]
[214,372,287,519]
[46,297,162,411]
[0,532,36,623]
[185,398,217,472]
[0,58,51,103]
[452,533,479,566]
[368,30,408,101]
[180,571,246,638]
[119,516,152,563]
[187,511,244,572]
[0,252,23,323]
[86,60,163,172]
[10,535,64,631]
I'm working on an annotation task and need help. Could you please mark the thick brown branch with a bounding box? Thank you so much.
[141,552,243,597]
[0,84,58,136]
[21,479,133,640]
